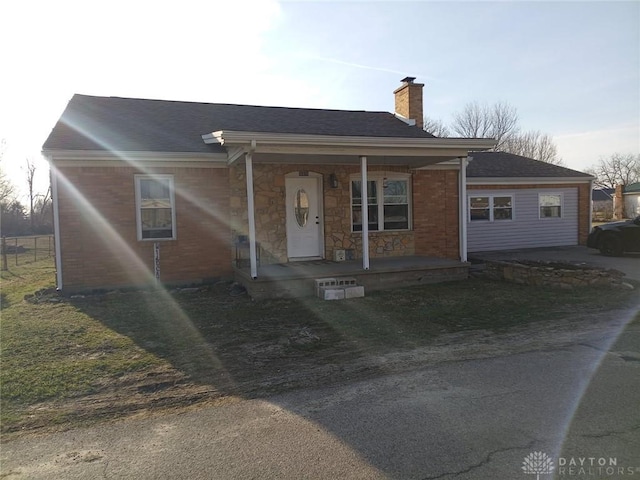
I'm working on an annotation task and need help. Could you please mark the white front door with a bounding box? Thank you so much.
[285,175,323,259]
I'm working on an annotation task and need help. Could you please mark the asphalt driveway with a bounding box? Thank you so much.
[470,245,640,282]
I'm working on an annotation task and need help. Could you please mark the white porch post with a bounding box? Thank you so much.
[360,156,370,270]
[459,156,469,262]
[245,152,258,279]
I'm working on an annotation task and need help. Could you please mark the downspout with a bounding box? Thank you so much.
[459,156,469,262]
[360,156,370,270]
[245,141,258,279]
[49,161,63,290]
[587,178,594,241]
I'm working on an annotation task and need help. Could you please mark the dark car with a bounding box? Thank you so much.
[587,215,640,256]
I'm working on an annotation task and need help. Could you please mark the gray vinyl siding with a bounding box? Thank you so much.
[467,187,578,252]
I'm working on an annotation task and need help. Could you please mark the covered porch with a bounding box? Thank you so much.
[233,255,469,300]
[206,123,494,299]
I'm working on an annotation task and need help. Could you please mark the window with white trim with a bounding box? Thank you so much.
[469,195,513,222]
[351,174,410,231]
[135,175,176,240]
[539,193,562,218]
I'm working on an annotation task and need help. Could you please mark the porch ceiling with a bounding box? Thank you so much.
[250,152,465,167]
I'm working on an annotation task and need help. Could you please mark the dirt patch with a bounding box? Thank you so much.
[4,278,639,439]
[9,305,638,440]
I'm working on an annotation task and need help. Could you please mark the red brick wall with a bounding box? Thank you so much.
[413,170,460,259]
[613,184,624,219]
[55,165,232,291]
[394,82,424,129]
[469,183,592,245]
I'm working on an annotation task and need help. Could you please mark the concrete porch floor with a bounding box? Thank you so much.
[234,255,469,299]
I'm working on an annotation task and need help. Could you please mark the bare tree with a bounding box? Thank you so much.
[0,167,14,204]
[423,117,450,137]
[451,101,519,150]
[432,102,562,164]
[24,158,37,232]
[19,159,54,234]
[0,200,28,236]
[586,153,640,189]
[32,186,53,233]
[0,139,15,204]
[502,130,563,165]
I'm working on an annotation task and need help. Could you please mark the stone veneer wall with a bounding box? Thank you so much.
[484,260,626,288]
[229,163,417,264]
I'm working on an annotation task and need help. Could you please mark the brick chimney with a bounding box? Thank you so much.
[394,76,424,129]
[613,184,625,219]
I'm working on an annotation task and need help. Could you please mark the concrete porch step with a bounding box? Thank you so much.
[315,277,365,300]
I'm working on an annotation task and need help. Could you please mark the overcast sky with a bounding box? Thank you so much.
[1,0,638,199]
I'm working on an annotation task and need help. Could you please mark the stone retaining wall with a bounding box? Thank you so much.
[484,260,626,289]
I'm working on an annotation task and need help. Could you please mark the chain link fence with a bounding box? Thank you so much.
[1,235,55,270]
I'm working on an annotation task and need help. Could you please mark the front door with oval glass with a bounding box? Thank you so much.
[285,175,323,259]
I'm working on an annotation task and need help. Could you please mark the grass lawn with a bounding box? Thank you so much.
[1,258,638,435]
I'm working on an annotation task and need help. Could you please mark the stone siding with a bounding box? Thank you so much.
[229,163,457,264]
[484,260,625,289]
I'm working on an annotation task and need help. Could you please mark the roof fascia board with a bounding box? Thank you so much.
[203,130,497,151]
[51,159,229,168]
[467,177,594,185]
[44,149,228,164]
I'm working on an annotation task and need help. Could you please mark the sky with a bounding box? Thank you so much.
[1,0,638,200]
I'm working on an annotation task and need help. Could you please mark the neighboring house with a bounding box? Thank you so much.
[465,152,594,252]
[43,78,495,293]
[592,188,614,220]
[614,182,640,218]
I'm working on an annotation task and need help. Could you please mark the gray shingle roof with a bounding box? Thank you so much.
[624,182,640,194]
[43,94,435,154]
[467,151,592,178]
[592,188,614,201]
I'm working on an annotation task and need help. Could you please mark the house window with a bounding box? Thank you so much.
[351,174,410,231]
[493,196,513,220]
[469,196,490,221]
[469,195,513,222]
[539,193,562,218]
[352,180,379,231]
[135,175,176,240]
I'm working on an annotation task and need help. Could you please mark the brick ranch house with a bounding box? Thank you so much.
[45,78,557,296]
